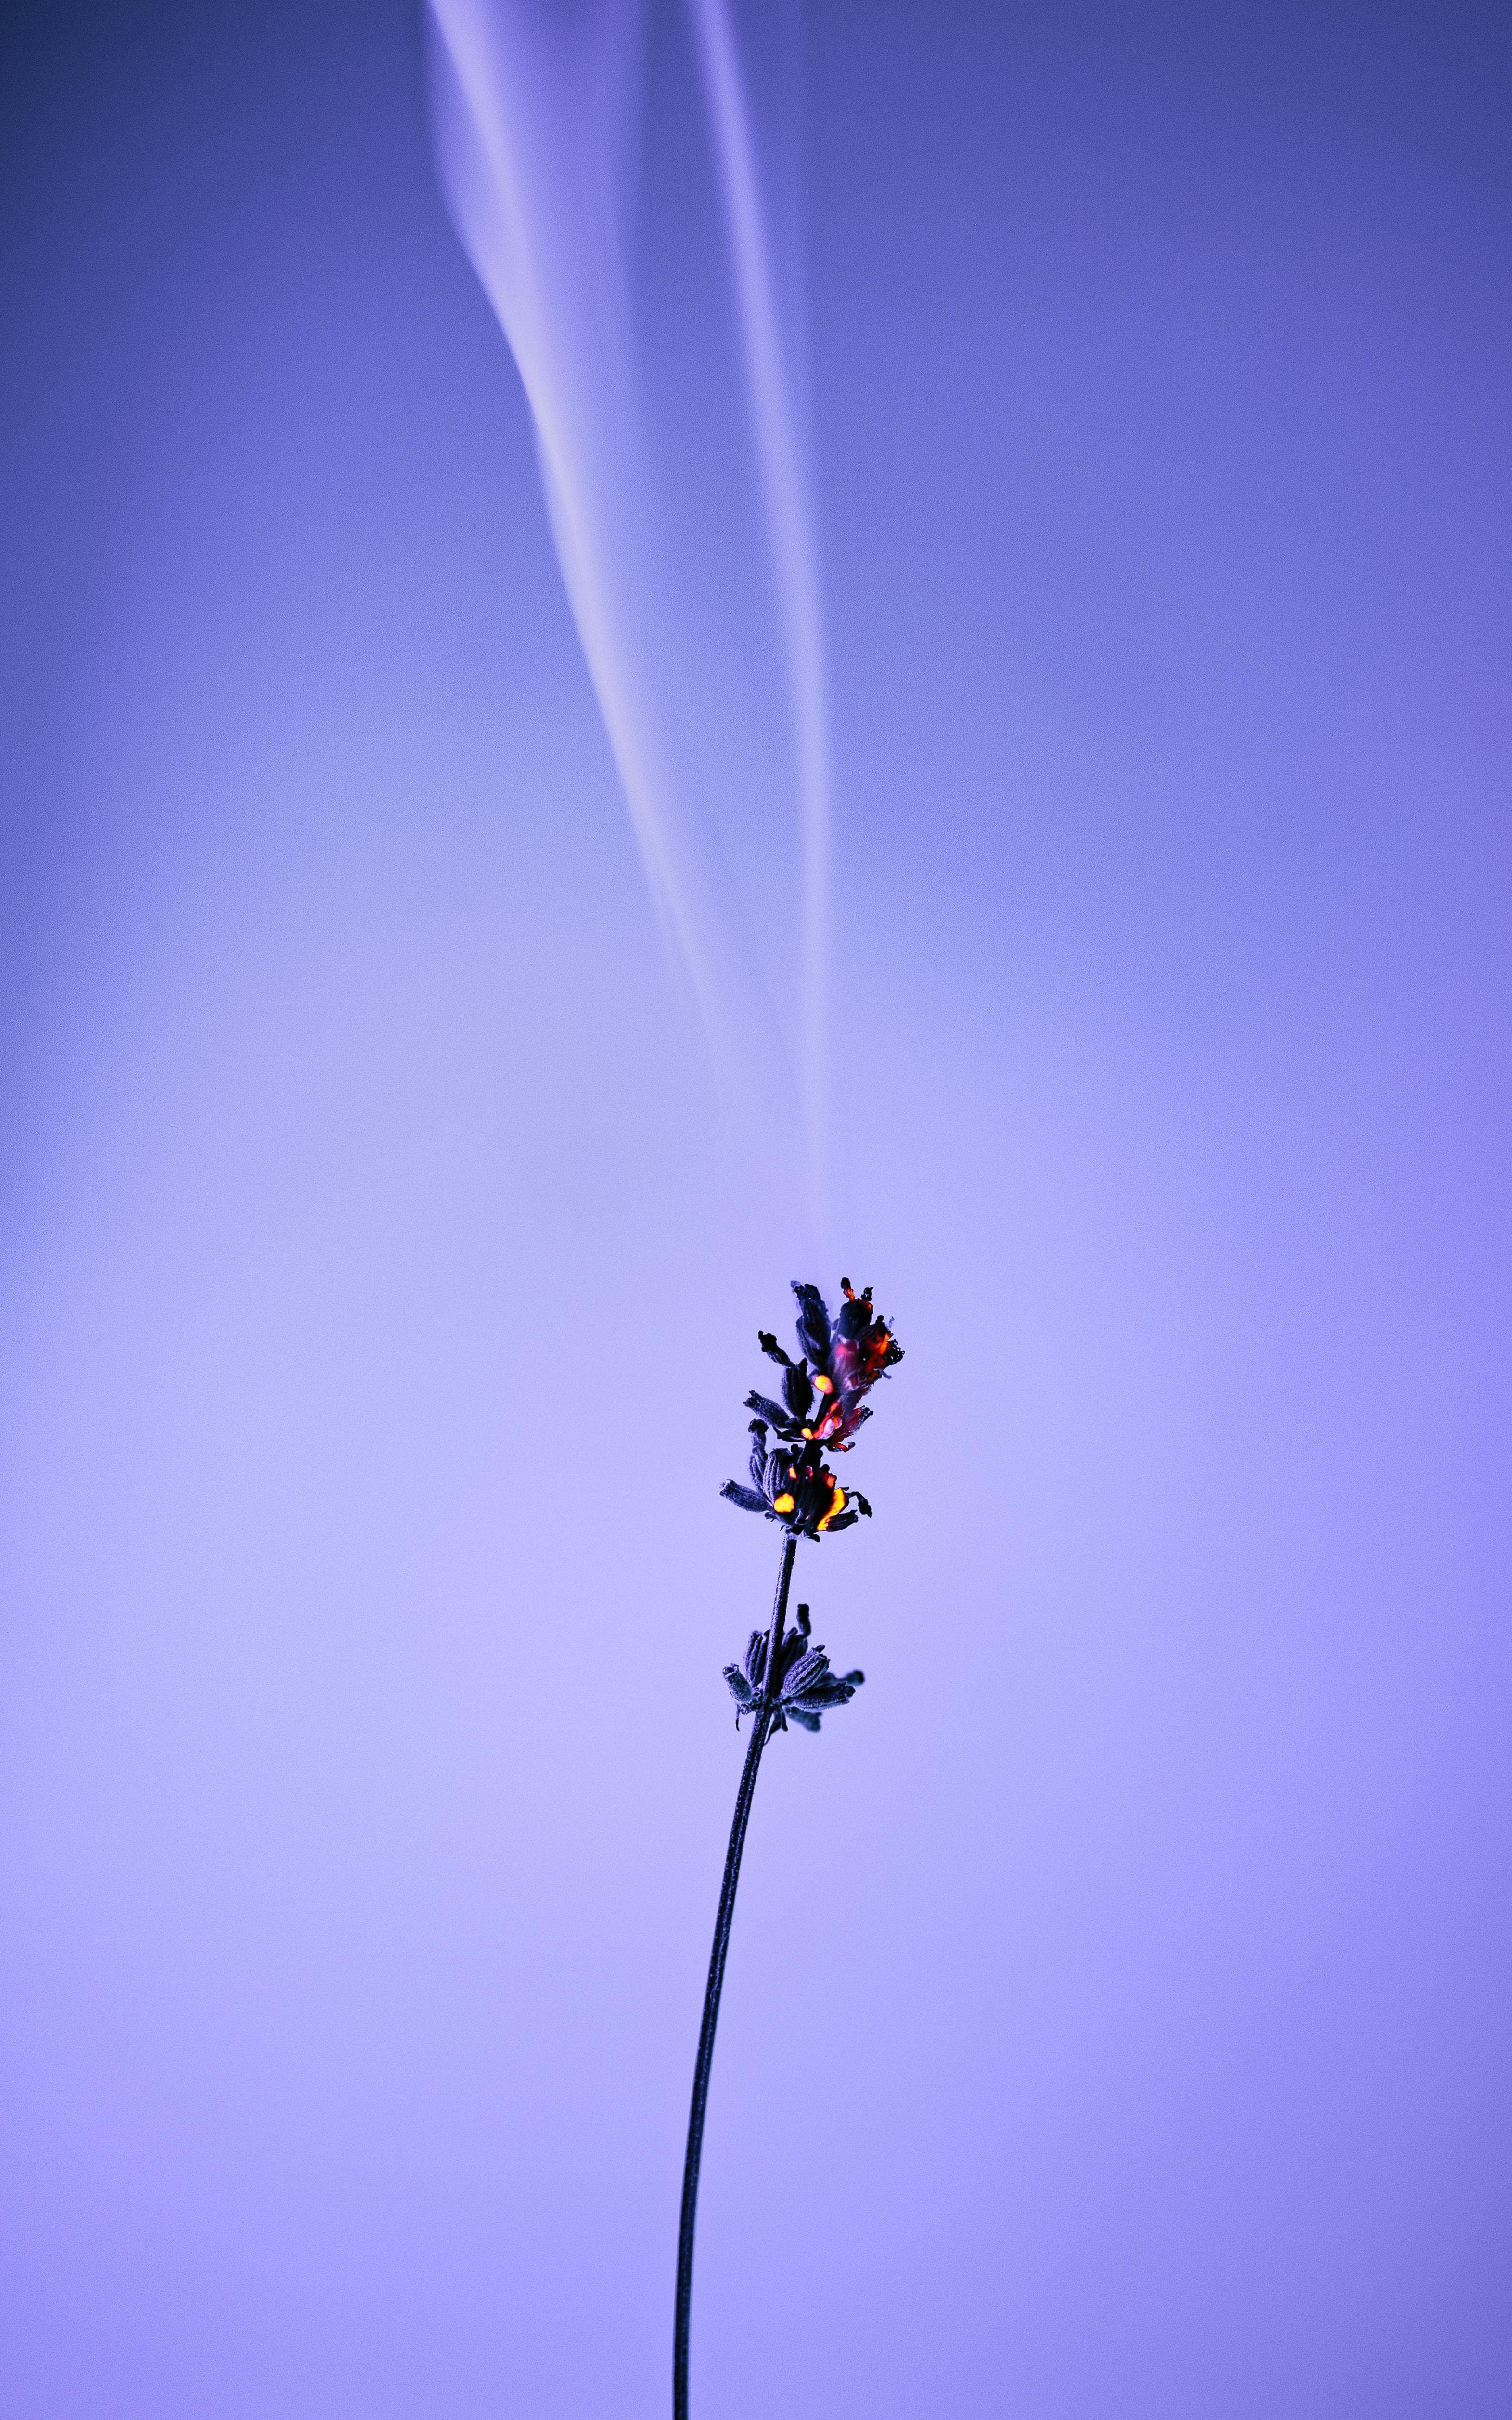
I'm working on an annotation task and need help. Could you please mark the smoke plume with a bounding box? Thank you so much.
[426,0,831,1216]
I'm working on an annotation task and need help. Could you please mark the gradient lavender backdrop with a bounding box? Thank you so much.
[2,2,1509,2414]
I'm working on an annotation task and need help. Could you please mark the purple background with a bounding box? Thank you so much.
[2,2,1509,2413]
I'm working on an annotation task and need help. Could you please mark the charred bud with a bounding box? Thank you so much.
[720,1430,862,1539]
[792,1282,832,1369]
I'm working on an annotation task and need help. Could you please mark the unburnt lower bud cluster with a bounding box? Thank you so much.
[724,1606,864,1734]
[721,1279,903,1540]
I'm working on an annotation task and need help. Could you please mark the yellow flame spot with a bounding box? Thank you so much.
[818,1485,846,1532]
[814,1374,833,1395]
[773,1493,795,1514]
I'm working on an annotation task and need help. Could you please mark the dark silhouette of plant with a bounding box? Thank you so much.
[675,1281,904,2420]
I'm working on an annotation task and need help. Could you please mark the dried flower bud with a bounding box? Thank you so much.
[722,1605,865,1733]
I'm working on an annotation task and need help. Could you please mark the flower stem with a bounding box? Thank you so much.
[673,1529,798,2420]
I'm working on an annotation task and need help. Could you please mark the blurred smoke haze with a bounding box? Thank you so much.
[0,2,1509,2416]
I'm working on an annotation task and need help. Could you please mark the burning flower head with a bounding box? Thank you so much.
[721,1279,902,1535]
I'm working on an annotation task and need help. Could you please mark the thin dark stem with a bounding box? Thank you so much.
[673,1529,798,2420]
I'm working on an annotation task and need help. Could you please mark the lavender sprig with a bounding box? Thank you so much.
[674,1281,902,2420]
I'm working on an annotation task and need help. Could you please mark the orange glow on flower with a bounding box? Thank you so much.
[725,1282,900,1536]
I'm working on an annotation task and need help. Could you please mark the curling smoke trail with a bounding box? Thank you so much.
[686,0,830,1182]
[425,0,724,1045]
[425,0,830,1217]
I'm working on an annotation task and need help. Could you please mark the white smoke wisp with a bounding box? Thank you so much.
[425,0,726,1052]
[684,0,830,1187]
[425,0,832,1223]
